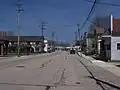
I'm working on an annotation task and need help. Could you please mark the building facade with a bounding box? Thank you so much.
[99,15,120,61]
[0,31,14,36]
[4,36,45,54]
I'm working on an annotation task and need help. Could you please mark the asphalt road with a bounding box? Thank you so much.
[0,52,104,90]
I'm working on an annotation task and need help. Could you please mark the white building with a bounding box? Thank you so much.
[111,37,120,61]
[99,15,120,61]
[101,35,120,61]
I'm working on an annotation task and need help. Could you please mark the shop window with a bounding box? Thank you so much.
[117,43,120,50]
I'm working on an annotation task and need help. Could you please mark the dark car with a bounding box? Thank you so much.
[70,49,75,54]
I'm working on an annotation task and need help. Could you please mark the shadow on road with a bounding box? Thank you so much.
[88,72,120,89]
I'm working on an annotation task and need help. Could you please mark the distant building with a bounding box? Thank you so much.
[0,31,14,56]
[0,31,14,36]
[72,40,80,46]
[3,36,45,53]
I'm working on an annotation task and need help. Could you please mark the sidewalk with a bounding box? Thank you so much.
[78,52,120,77]
[77,52,120,89]
[0,57,13,60]
[0,51,61,61]
[0,53,42,61]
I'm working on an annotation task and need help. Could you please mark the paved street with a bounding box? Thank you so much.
[0,51,118,90]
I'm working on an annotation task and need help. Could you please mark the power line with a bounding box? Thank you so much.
[31,16,47,36]
[46,25,75,30]
[88,0,100,19]
[79,0,97,31]
[84,0,120,7]
[32,16,38,22]
[62,25,75,27]
[31,16,42,24]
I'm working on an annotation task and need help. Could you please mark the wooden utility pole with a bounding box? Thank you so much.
[51,31,55,50]
[38,21,47,37]
[74,32,77,41]
[77,24,80,40]
[52,31,55,41]
[17,0,23,57]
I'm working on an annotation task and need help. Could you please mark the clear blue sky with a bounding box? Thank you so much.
[0,0,120,42]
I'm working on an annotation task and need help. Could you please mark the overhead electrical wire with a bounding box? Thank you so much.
[84,0,120,7]
[89,0,100,16]
[79,0,97,31]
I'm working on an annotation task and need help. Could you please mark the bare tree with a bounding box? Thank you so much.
[88,24,95,33]
[88,15,111,34]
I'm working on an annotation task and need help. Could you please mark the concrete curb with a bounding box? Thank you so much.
[77,52,95,63]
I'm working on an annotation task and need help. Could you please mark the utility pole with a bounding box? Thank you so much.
[38,21,47,37]
[17,0,23,57]
[84,32,87,38]
[81,36,83,40]
[52,31,55,51]
[32,17,47,37]
[52,31,55,41]
[55,36,58,47]
[41,21,44,36]
[74,32,77,41]
[77,24,80,40]
[38,21,47,53]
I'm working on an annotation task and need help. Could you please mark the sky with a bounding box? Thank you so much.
[0,0,120,43]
